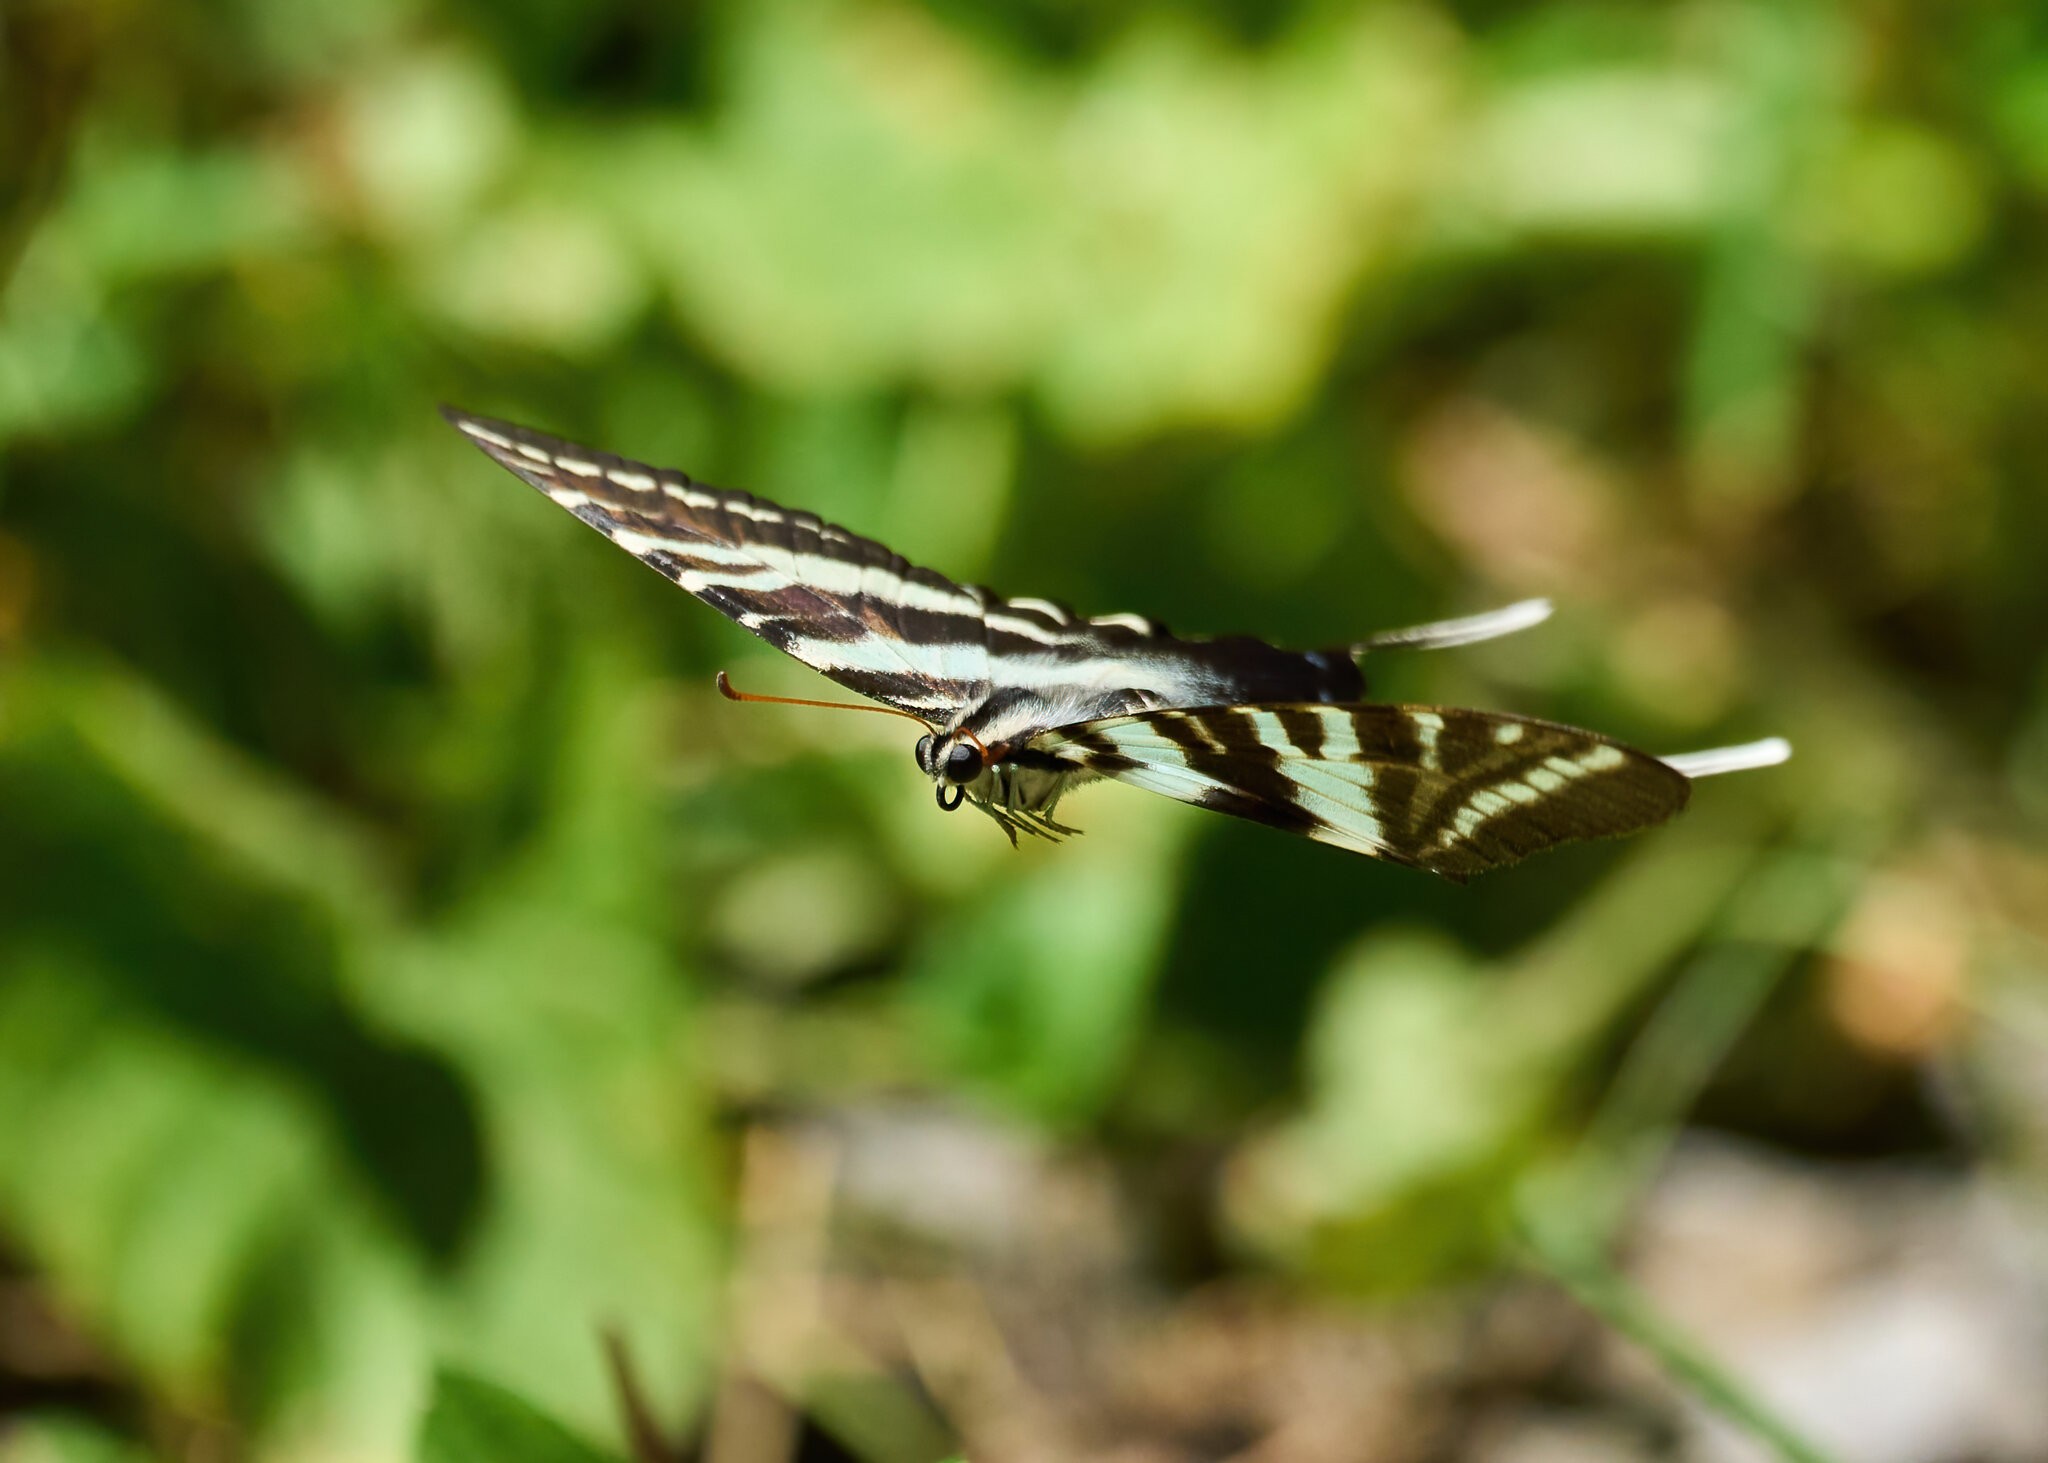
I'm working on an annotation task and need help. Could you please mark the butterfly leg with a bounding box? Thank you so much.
[1024,807,1084,838]
[1024,790,1089,836]
[1028,777,1084,838]
[970,797,1024,847]
[1019,809,1079,841]
[969,798,1076,844]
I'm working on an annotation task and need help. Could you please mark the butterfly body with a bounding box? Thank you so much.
[445,407,1787,878]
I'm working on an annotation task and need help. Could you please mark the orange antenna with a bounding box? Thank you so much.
[715,671,934,733]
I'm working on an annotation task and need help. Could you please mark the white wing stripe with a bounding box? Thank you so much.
[1410,711,1445,771]
[782,633,944,677]
[1279,759,1387,849]
[1006,597,1072,622]
[985,611,1066,645]
[794,552,882,598]
[898,579,983,616]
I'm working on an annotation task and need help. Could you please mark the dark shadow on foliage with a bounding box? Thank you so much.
[0,752,486,1266]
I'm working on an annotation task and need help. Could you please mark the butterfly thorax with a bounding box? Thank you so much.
[916,726,1098,843]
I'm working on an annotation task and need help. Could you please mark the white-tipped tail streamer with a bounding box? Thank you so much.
[1661,738,1794,780]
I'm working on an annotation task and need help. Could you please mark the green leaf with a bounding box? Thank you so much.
[417,1369,624,1463]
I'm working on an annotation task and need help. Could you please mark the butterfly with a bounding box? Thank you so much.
[444,407,1788,880]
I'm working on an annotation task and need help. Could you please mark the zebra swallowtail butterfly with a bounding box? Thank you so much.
[444,407,1788,880]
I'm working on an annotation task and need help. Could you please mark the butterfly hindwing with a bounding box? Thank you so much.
[1031,703,1692,879]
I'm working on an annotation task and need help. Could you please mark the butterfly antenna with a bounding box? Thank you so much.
[715,672,935,733]
[1356,598,1554,654]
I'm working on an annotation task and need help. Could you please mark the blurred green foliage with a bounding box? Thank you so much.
[3,0,2047,1459]
[418,1371,621,1463]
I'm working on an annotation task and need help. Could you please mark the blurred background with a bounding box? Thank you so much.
[3,1,2047,1460]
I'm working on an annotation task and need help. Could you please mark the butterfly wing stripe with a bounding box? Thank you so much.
[1033,704,1690,877]
[1005,597,1072,622]
[1122,763,1319,832]
[1086,752,1322,839]
[1269,756,1389,853]
[1272,706,1329,758]
[1066,718,1394,854]
[1090,612,1163,635]
[984,610,1067,646]
[1060,713,1340,841]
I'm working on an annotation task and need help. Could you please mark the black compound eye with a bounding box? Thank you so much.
[914,734,934,773]
[944,742,984,783]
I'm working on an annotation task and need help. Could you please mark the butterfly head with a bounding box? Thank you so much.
[915,732,989,811]
[716,673,983,807]
[711,673,1069,833]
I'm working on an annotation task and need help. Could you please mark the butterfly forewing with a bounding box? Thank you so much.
[445,409,1370,731]
[1032,704,1692,879]
[443,408,997,718]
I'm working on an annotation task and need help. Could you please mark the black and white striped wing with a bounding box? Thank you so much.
[444,408,996,719]
[444,409,1383,729]
[1030,703,1692,880]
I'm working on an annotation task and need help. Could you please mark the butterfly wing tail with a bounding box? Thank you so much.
[1353,598,1553,654]
[1660,737,1792,779]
